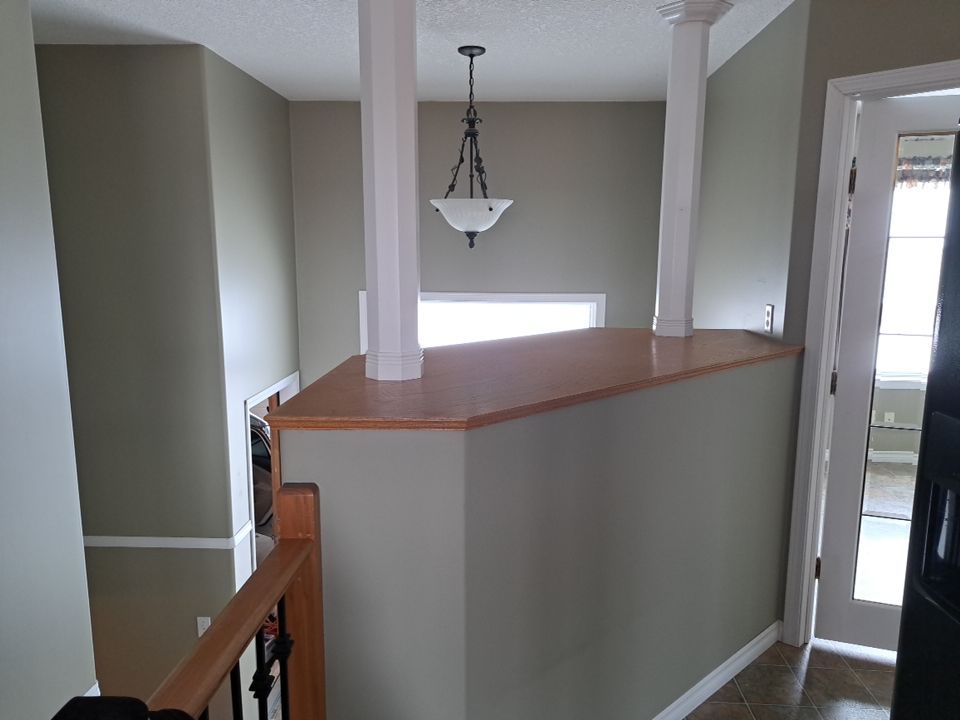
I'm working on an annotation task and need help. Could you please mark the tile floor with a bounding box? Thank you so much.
[687,638,896,720]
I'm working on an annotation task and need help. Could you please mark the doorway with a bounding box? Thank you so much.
[784,60,960,651]
[816,96,959,651]
[244,372,299,570]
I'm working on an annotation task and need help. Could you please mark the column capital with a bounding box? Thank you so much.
[657,0,733,25]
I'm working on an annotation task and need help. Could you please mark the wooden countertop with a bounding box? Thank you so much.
[267,329,802,431]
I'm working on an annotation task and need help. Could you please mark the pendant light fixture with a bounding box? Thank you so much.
[430,45,512,248]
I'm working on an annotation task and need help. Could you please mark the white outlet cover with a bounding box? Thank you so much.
[197,616,211,637]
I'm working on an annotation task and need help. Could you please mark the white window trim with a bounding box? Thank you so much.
[874,373,928,390]
[358,291,607,355]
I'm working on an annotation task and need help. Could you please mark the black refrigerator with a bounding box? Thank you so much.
[891,128,960,719]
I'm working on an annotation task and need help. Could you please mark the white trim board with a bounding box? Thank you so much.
[244,371,300,577]
[652,621,782,720]
[358,290,608,354]
[783,57,960,647]
[84,520,253,550]
[867,450,919,465]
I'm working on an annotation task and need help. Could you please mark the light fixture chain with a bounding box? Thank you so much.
[444,135,468,198]
[472,134,490,199]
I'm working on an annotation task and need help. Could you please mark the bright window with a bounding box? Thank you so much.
[874,134,954,386]
[359,292,606,353]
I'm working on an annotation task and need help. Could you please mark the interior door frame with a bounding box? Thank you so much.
[783,58,960,647]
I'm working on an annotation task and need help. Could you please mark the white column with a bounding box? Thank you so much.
[359,0,423,380]
[653,0,732,337]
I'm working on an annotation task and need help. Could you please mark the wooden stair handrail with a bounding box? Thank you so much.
[148,484,326,719]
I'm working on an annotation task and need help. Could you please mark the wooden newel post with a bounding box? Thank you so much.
[277,484,326,720]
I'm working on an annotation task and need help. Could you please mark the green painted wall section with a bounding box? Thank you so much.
[280,430,468,720]
[202,49,300,533]
[84,547,236,699]
[37,45,233,538]
[463,358,800,719]
[279,357,800,720]
[695,0,811,337]
[289,101,665,384]
[37,44,300,704]
[0,1,97,715]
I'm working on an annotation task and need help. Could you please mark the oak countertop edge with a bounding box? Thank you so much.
[267,339,803,432]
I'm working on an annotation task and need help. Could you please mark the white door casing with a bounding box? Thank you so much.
[815,95,960,650]
[783,59,960,649]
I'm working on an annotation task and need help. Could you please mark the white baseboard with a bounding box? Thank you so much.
[84,681,101,697]
[867,450,919,465]
[651,620,782,720]
[84,521,252,550]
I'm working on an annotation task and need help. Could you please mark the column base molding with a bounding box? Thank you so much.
[652,316,695,337]
[366,349,424,381]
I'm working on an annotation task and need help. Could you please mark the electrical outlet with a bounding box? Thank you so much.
[884,411,896,424]
[197,616,211,637]
[764,304,775,333]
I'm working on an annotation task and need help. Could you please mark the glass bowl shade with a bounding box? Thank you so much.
[430,198,513,234]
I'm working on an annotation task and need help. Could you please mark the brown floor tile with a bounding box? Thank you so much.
[687,703,755,720]
[797,667,878,709]
[750,706,823,719]
[752,644,788,666]
[706,680,744,704]
[778,639,849,671]
[817,705,889,720]
[853,670,894,708]
[737,665,813,706]
[833,643,896,672]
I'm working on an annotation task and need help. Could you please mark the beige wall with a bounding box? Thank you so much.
[290,101,665,384]
[695,0,810,336]
[0,1,97,716]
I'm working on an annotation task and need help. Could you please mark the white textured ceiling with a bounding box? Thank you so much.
[31,0,794,101]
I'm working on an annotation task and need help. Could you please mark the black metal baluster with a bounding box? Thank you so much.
[230,661,244,720]
[250,629,272,720]
[274,597,294,719]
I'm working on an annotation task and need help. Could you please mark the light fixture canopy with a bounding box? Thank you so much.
[431,45,512,248]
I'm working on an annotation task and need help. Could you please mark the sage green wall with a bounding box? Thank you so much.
[783,0,960,343]
[418,103,664,325]
[37,45,232,538]
[202,49,300,533]
[281,430,468,720]
[290,102,665,384]
[84,547,235,699]
[695,0,810,337]
[0,1,97,715]
[38,44,299,703]
[463,357,800,719]
[289,102,366,385]
[697,0,960,344]
[279,357,799,720]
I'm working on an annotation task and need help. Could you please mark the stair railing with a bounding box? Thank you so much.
[145,483,326,720]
